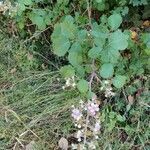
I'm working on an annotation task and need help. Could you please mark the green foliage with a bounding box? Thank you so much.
[108,14,122,30]
[49,1,149,92]
[60,65,75,78]
[77,79,89,93]
[100,63,114,78]
[1,0,150,149]
[130,0,148,6]
[112,75,127,88]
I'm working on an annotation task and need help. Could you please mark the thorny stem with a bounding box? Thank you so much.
[83,60,96,146]
[83,1,98,146]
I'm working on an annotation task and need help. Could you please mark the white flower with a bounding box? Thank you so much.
[78,124,81,128]
[72,82,76,87]
[95,135,99,139]
[66,78,71,86]
[88,142,96,149]
[71,144,78,149]
[76,130,83,142]
[104,80,109,84]
[94,122,101,132]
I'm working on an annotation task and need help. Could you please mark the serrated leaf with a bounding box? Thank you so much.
[100,63,114,78]
[77,30,87,43]
[77,79,89,93]
[88,46,102,59]
[61,15,76,39]
[51,23,61,40]
[94,37,106,48]
[68,42,82,66]
[109,30,128,51]
[75,66,85,77]
[112,75,126,88]
[108,14,122,30]
[68,51,82,67]
[91,23,109,38]
[69,42,82,53]
[60,65,75,78]
[53,36,70,56]
[101,46,120,63]
[23,0,32,5]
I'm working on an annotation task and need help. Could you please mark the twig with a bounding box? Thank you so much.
[122,88,128,103]
[84,113,89,145]
[86,0,92,26]
[23,27,51,43]
[83,60,95,146]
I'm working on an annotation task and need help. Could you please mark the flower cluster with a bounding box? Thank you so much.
[71,98,101,149]
[87,102,99,116]
[71,108,82,121]
[100,80,115,97]
[62,76,76,89]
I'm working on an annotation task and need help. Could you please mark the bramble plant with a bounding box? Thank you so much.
[50,0,149,148]
[0,0,149,149]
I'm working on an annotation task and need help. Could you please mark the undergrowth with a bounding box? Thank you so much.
[0,0,150,150]
[0,34,79,149]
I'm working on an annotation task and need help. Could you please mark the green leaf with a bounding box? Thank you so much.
[75,66,85,77]
[44,13,52,25]
[51,23,61,40]
[68,51,82,67]
[24,0,32,5]
[17,3,26,15]
[96,0,103,3]
[91,23,109,38]
[108,14,122,30]
[61,15,76,39]
[108,120,116,131]
[92,23,108,48]
[77,79,89,93]
[88,46,102,59]
[69,42,82,53]
[60,65,75,78]
[142,33,150,48]
[100,63,114,78]
[68,42,82,66]
[109,30,128,51]
[53,36,70,56]
[101,46,120,64]
[22,0,32,5]
[29,13,46,30]
[77,30,87,43]
[94,37,106,48]
[112,75,127,88]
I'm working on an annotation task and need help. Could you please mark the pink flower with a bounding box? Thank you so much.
[94,122,101,132]
[71,108,82,121]
[87,102,99,116]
